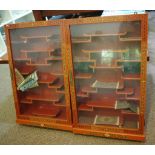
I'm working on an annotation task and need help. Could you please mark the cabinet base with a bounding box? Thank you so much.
[73,127,145,141]
[16,119,73,131]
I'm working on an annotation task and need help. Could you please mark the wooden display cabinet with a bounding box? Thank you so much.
[68,14,148,141]
[5,13,148,141]
[5,21,72,131]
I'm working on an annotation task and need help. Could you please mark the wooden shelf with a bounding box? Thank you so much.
[48,80,64,89]
[86,95,116,109]
[81,86,97,94]
[20,35,52,40]
[82,49,128,53]
[50,68,64,76]
[21,49,54,53]
[91,80,124,89]
[22,103,66,120]
[14,58,30,61]
[89,64,122,69]
[119,36,141,42]
[20,98,32,104]
[38,73,57,84]
[78,104,93,111]
[25,92,64,102]
[121,109,139,116]
[116,59,141,62]
[72,36,91,43]
[77,90,89,98]
[75,73,93,79]
[17,65,36,75]
[126,87,140,101]
[74,57,95,63]
[56,89,65,94]
[84,31,127,37]
[116,88,134,95]
[26,63,51,66]
[53,100,66,107]
[46,56,62,61]
[11,40,27,44]
[32,105,60,117]
[122,74,140,80]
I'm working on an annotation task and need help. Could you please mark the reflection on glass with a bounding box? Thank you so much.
[71,21,141,129]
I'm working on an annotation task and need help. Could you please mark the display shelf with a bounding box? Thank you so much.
[89,64,122,69]
[78,104,93,111]
[86,95,116,109]
[48,80,64,89]
[26,63,51,66]
[32,106,60,117]
[72,36,91,43]
[123,118,139,129]
[53,100,66,107]
[122,74,140,80]
[46,56,62,61]
[82,49,128,53]
[116,59,141,63]
[121,109,139,116]
[22,103,67,120]
[20,35,53,40]
[91,80,124,90]
[75,73,93,79]
[50,67,64,76]
[77,90,89,98]
[14,53,29,61]
[119,32,142,42]
[119,37,141,42]
[20,98,32,104]
[16,65,36,75]
[126,87,140,100]
[56,89,65,94]
[116,88,134,95]
[74,57,95,63]
[25,90,64,102]
[38,73,57,84]
[84,31,127,37]
[11,40,27,44]
[81,86,97,94]
[21,49,55,53]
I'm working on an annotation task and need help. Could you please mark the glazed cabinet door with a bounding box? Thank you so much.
[68,14,147,140]
[5,23,72,130]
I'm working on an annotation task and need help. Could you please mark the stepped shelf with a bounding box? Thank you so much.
[84,31,127,37]
[78,104,93,111]
[82,49,128,53]
[72,36,91,43]
[116,88,134,95]
[122,74,140,80]
[38,73,57,84]
[75,73,93,79]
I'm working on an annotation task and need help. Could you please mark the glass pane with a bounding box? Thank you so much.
[10,26,67,120]
[71,21,141,129]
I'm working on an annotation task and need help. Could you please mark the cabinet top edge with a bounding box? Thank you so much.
[4,13,148,30]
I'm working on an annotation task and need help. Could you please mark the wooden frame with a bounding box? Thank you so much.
[5,20,73,131]
[5,13,148,141]
[67,14,148,141]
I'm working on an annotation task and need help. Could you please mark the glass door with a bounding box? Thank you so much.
[70,21,142,131]
[9,25,71,124]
